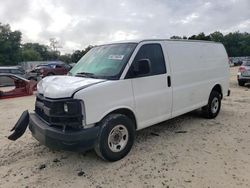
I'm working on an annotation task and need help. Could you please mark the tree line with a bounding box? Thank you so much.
[1,22,250,66]
[0,23,93,66]
[170,32,250,57]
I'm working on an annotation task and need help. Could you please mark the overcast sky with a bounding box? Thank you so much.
[0,0,249,53]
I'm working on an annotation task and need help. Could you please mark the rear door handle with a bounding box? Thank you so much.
[167,76,171,87]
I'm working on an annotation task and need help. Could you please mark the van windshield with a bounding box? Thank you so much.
[69,43,137,80]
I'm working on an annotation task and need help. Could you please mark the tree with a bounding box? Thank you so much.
[0,23,22,65]
[71,45,93,63]
[223,32,242,56]
[59,54,72,64]
[210,31,224,42]
[49,38,61,59]
[21,48,42,61]
[170,36,182,39]
[22,43,49,60]
[188,32,211,41]
[71,50,84,63]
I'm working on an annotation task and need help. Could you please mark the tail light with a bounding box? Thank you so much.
[239,66,246,73]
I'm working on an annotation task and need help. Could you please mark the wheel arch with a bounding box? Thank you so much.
[47,72,55,75]
[211,84,223,99]
[100,107,138,130]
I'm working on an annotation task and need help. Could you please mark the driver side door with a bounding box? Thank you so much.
[125,43,172,129]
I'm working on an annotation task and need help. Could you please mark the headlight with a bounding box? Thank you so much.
[64,103,68,113]
[63,100,86,128]
[80,101,86,127]
[62,101,81,115]
[37,80,43,93]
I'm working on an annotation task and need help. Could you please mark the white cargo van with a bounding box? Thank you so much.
[9,39,230,161]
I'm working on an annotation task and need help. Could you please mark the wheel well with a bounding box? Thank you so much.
[212,84,223,98]
[107,108,137,130]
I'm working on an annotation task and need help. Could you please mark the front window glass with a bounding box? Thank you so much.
[126,43,166,78]
[69,43,137,79]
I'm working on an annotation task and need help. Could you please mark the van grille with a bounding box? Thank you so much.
[35,94,83,130]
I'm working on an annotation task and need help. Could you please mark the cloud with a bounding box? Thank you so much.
[1,0,250,53]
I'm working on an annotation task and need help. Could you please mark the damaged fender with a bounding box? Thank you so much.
[0,73,37,99]
[8,110,29,141]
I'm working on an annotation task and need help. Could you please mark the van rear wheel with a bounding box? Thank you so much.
[94,114,135,161]
[202,91,221,119]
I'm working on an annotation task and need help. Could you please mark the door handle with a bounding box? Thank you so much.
[167,76,171,87]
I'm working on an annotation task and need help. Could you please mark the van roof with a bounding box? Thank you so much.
[101,39,220,46]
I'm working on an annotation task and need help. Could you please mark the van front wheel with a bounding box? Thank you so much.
[202,91,221,119]
[94,114,135,161]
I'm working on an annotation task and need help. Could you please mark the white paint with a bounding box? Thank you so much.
[37,75,105,99]
[37,39,229,130]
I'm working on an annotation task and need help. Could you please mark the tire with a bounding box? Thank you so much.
[202,91,221,119]
[238,80,245,86]
[94,114,135,162]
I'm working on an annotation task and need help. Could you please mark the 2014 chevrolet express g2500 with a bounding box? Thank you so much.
[9,39,230,161]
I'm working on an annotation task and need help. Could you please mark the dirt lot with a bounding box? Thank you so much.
[0,67,250,188]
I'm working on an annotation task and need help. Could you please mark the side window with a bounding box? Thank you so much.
[126,43,166,78]
[56,64,63,68]
[0,69,10,73]
[63,64,71,69]
[10,69,23,74]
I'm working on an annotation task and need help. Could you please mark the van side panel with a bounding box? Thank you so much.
[74,80,136,126]
[164,41,229,117]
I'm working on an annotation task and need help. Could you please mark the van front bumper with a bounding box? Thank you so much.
[29,113,100,152]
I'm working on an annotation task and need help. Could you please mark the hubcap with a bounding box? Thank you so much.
[108,125,128,152]
[211,97,219,114]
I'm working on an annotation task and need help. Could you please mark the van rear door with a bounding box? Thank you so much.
[125,42,172,129]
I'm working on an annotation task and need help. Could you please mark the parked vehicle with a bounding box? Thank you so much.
[234,60,243,66]
[69,63,76,68]
[0,66,25,86]
[20,61,46,73]
[237,61,250,86]
[9,39,230,161]
[0,73,36,99]
[26,62,71,80]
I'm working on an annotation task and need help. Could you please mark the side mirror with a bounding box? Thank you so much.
[132,59,151,76]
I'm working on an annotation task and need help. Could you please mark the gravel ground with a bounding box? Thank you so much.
[0,67,250,188]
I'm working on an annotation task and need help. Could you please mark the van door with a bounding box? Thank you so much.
[125,42,172,129]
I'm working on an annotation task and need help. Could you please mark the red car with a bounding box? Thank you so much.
[27,63,71,80]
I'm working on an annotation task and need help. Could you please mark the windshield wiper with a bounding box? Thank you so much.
[75,72,98,78]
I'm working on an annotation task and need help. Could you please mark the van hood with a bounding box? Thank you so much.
[37,76,105,98]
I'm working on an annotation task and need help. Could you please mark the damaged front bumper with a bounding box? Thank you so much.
[9,112,100,152]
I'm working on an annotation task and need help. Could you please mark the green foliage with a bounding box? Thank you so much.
[210,31,224,42]
[188,32,211,41]
[172,31,250,57]
[59,54,71,64]
[22,43,48,59]
[219,31,250,56]
[0,23,22,65]
[21,48,42,61]
[71,45,93,63]
[170,36,182,39]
